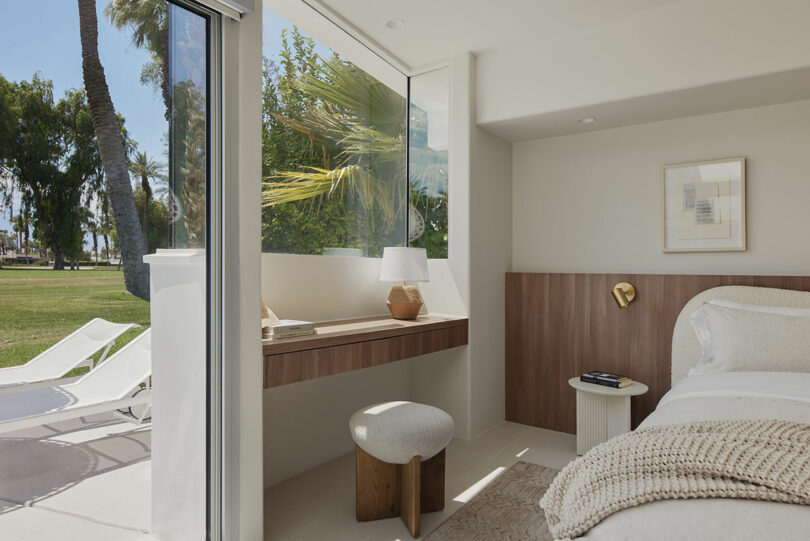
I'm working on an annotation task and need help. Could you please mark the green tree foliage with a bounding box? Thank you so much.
[0,74,136,269]
[0,75,101,269]
[0,230,15,254]
[104,0,169,118]
[261,28,407,257]
[261,28,449,258]
[129,150,166,252]
[408,104,449,258]
[133,185,169,254]
[170,80,207,248]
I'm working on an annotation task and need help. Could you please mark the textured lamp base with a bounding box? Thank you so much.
[387,285,423,320]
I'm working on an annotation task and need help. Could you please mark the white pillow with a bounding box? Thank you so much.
[689,301,810,375]
[708,299,810,317]
[691,303,810,374]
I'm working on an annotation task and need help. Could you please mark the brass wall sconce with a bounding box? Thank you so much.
[611,282,636,308]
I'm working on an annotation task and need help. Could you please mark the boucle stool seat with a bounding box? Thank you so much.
[350,401,454,464]
[349,401,455,538]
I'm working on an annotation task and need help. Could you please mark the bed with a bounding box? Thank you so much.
[550,286,810,540]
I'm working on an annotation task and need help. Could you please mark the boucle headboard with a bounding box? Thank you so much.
[672,285,810,386]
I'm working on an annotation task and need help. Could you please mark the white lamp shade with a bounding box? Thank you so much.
[379,247,429,282]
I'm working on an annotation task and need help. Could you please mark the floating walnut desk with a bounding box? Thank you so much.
[263,315,468,388]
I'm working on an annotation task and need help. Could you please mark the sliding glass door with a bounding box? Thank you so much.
[0,1,220,539]
[150,2,222,540]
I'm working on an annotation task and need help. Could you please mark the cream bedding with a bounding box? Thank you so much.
[578,372,810,541]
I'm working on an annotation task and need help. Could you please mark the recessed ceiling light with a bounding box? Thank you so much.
[386,19,405,30]
[577,117,596,125]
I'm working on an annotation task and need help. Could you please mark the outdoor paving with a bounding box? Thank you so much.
[0,412,156,540]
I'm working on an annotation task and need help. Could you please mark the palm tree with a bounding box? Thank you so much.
[129,150,166,252]
[104,0,169,119]
[77,0,149,299]
[262,54,408,250]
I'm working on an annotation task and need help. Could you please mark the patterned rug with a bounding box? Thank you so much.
[424,461,559,541]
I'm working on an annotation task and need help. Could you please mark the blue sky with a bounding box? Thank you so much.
[0,2,327,244]
[0,0,164,238]
[263,7,332,73]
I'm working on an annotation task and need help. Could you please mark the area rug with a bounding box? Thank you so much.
[424,461,559,541]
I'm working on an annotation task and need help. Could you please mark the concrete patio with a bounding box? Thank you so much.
[0,412,155,540]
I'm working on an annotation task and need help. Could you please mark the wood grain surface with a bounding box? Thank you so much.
[264,315,468,388]
[505,273,810,433]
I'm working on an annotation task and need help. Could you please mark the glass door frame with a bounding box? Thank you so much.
[165,0,224,538]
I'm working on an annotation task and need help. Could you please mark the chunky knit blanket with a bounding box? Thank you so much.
[540,420,810,540]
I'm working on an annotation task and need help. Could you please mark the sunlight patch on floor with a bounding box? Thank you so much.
[452,466,506,503]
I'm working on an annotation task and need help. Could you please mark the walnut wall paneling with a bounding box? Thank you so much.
[505,273,810,433]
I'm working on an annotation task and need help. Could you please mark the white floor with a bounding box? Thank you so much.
[0,413,155,541]
[264,421,576,541]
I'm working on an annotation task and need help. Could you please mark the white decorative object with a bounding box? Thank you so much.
[349,401,454,464]
[568,377,648,455]
[408,204,425,242]
[662,157,746,252]
[379,247,430,320]
[144,249,206,541]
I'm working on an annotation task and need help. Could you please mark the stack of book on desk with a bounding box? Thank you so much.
[580,370,633,388]
[263,320,316,339]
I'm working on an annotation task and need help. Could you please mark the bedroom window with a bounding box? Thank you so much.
[408,67,449,259]
[260,5,449,259]
[260,8,407,258]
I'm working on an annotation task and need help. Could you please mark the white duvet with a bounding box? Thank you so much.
[579,372,810,541]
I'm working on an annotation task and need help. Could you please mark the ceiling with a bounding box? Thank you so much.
[316,0,681,71]
[479,66,810,141]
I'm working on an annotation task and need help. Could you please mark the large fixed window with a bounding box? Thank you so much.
[260,6,449,258]
[409,67,449,259]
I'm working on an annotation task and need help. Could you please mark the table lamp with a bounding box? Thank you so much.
[379,247,429,320]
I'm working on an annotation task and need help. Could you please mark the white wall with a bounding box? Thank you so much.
[221,7,264,539]
[512,99,810,274]
[469,126,512,435]
[262,53,514,487]
[477,0,810,130]
[261,254,470,487]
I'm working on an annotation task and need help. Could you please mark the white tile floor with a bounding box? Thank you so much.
[0,413,156,541]
[264,421,576,541]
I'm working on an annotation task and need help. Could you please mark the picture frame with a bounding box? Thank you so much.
[661,157,746,252]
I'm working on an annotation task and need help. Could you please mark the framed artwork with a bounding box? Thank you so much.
[661,157,746,252]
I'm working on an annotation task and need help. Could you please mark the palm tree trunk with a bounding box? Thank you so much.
[78,0,149,299]
[141,173,151,252]
[160,21,170,121]
[23,215,28,258]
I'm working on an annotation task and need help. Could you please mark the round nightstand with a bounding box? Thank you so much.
[568,377,649,455]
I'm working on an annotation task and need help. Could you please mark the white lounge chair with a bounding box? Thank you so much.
[0,329,152,435]
[0,318,140,392]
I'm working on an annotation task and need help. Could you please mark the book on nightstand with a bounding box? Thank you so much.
[580,370,633,388]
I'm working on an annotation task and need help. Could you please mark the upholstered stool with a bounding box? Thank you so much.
[349,401,455,537]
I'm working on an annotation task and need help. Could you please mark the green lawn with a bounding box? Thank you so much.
[0,268,150,371]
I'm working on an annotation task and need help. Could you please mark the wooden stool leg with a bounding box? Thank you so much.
[400,455,421,537]
[420,448,446,513]
[356,445,399,521]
